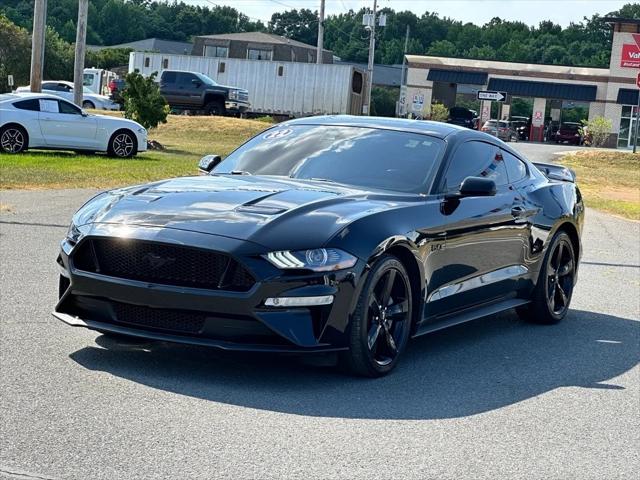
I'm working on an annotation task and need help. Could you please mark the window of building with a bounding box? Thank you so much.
[162,58,169,69]
[278,65,284,76]
[351,71,363,94]
[205,45,228,58]
[218,62,226,74]
[144,57,150,67]
[443,141,508,192]
[619,105,639,148]
[247,48,272,61]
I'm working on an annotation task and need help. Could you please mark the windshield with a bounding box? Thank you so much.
[196,73,218,86]
[214,125,445,193]
[82,86,93,94]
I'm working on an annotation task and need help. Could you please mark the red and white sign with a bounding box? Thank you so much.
[621,34,640,68]
[637,72,640,88]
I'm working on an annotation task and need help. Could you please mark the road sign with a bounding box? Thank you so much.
[7,75,13,87]
[412,93,424,113]
[636,71,640,88]
[477,90,507,102]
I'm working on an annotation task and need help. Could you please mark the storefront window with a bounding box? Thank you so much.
[619,106,640,148]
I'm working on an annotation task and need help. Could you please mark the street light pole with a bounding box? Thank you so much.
[364,0,377,116]
[316,0,325,64]
[73,0,89,107]
[30,0,48,92]
[633,92,640,153]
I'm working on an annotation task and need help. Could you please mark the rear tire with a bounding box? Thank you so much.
[0,125,28,154]
[340,255,413,377]
[205,100,224,116]
[107,130,137,158]
[517,231,576,324]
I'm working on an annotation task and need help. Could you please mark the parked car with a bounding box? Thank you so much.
[0,93,146,157]
[108,78,126,106]
[482,120,518,141]
[54,116,584,377]
[511,119,530,141]
[159,70,249,116]
[447,107,476,129]
[15,81,120,110]
[554,122,583,145]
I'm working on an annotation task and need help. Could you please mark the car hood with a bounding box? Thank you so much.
[75,175,413,250]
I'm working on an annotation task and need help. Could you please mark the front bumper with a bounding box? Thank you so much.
[225,101,250,113]
[55,225,361,353]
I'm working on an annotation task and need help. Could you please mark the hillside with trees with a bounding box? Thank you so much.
[1,1,639,94]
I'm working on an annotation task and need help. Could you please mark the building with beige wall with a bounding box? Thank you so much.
[402,17,640,148]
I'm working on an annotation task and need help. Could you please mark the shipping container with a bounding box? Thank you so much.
[129,52,365,117]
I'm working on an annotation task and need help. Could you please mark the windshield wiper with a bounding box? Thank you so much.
[305,177,338,184]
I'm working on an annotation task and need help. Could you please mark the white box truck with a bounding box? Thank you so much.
[128,52,365,117]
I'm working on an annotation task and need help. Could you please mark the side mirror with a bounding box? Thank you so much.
[198,154,222,175]
[81,110,88,117]
[455,176,496,198]
[192,79,202,87]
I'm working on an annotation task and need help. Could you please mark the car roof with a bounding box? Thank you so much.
[283,115,466,139]
[0,92,69,103]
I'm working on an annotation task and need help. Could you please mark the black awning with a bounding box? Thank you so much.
[487,78,597,102]
[427,69,488,85]
[617,88,639,105]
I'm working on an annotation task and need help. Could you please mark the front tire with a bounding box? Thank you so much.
[518,231,576,324]
[0,125,28,154]
[341,255,413,377]
[82,101,95,109]
[107,130,137,158]
[205,100,224,116]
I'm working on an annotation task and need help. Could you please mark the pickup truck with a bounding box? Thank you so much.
[159,70,250,116]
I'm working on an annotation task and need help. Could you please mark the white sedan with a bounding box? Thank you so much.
[0,93,147,158]
[15,80,120,110]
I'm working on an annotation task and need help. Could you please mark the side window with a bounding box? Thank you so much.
[42,82,58,91]
[502,150,528,183]
[13,99,40,111]
[58,100,82,115]
[443,141,508,192]
[162,71,177,84]
[178,73,197,86]
[58,83,72,92]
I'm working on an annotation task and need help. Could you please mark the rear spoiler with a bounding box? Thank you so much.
[532,162,576,183]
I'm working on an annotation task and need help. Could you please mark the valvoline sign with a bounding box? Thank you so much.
[621,33,640,68]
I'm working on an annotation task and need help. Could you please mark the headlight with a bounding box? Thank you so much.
[265,248,357,272]
[229,90,239,100]
[66,222,84,245]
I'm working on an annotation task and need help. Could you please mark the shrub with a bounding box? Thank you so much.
[122,70,169,130]
[430,103,449,122]
[581,116,612,148]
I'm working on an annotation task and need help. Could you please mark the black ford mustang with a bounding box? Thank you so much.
[55,116,584,377]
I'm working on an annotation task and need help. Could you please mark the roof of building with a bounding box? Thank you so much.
[603,17,640,25]
[488,78,597,102]
[196,32,330,52]
[87,38,193,55]
[406,55,610,77]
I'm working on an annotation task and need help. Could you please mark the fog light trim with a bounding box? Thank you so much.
[265,295,334,307]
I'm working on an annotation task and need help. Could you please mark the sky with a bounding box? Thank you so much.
[198,0,632,27]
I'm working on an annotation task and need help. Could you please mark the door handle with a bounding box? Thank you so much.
[511,206,527,218]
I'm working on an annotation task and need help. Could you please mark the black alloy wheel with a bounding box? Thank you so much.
[545,236,575,317]
[342,255,412,377]
[82,101,95,109]
[518,231,575,324]
[205,100,224,116]
[0,126,27,154]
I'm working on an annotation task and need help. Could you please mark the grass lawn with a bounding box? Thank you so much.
[0,114,270,190]
[560,150,640,220]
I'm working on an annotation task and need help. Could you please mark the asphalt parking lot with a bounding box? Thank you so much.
[1,145,638,479]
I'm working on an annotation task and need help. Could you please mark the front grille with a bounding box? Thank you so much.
[72,238,255,291]
[112,302,205,334]
[238,91,249,102]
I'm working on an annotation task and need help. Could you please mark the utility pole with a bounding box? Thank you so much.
[30,0,48,92]
[73,0,89,107]
[398,24,410,117]
[363,0,377,116]
[316,0,325,64]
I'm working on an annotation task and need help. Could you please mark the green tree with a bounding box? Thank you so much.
[371,86,398,117]
[0,14,31,93]
[427,40,458,57]
[122,70,169,131]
